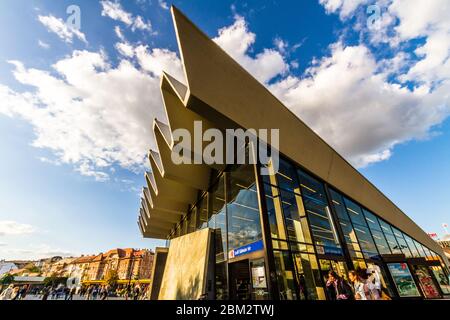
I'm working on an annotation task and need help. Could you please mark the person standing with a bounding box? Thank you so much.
[41,287,50,301]
[100,286,108,300]
[133,285,141,300]
[325,271,354,300]
[18,285,28,300]
[348,270,369,300]
[11,286,20,300]
[67,287,76,300]
[92,286,98,300]
[85,286,93,300]
[0,284,15,300]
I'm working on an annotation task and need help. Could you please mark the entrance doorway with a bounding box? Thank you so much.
[229,260,251,300]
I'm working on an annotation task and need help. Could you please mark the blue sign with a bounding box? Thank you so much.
[229,240,264,259]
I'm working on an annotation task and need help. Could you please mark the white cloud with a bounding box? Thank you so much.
[319,0,369,19]
[0,221,36,236]
[101,0,133,25]
[269,43,450,167]
[158,0,169,10]
[38,14,87,44]
[114,25,125,41]
[0,244,76,260]
[268,0,450,167]
[132,15,153,32]
[0,47,182,178]
[135,45,184,80]
[115,42,135,57]
[3,5,450,181]
[213,15,289,83]
[38,39,50,49]
[101,0,153,33]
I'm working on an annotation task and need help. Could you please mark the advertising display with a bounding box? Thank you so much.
[413,265,441,299]
[430,266,450,295]
[251,265,267,289]
[387,263,421,297]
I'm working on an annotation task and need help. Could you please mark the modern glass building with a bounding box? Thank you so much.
[138,6,450,300]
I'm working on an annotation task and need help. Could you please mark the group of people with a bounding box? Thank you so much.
[79,284,148,300]
[326,268,390,300]
[78,285,111,300]
[40,285,77,300]
[0,284,29,300]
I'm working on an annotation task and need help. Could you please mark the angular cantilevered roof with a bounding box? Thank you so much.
[137,6,446,263]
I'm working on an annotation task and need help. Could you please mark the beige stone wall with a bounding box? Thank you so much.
[158,228,212,300]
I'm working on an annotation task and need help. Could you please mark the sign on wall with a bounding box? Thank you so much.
[229,240,264,259]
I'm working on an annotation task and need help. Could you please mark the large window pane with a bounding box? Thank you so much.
[196,196,208,230]
[215,262,228,300]
[363,209,382,232]
[384,233,402,254]
[275,158,300,193]
[292,253,325,300]
[264,183,287,240]
[209,175,227,262]
[353,225,379,259]
[392,227,412,257]
[297,170,328,204]
[403,234,420,258]
[370,229,392,255]
[303,196,342,255]
[273,251,298,300]
[297,171,341,255]
[339,220,361,252]
[343,197,367,227]
[378,220,402,254]
[188,208,196,233]
[279,189,312,244]
[413,240,427,258]
[329,189,350,221]
[227,164,262,250]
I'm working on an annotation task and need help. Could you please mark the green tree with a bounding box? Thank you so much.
[105,270,119,289]
[26,265,41,274]
[43,274,68,287]
[0,274,14,285]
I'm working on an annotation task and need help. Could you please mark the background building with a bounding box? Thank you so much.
[83,248,154,283]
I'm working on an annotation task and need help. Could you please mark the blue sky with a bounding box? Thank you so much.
[0,0,449,260]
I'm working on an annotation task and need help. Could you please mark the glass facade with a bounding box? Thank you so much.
[166,154,448,300]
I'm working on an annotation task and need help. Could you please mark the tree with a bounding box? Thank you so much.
[43,274,67,287]
[0,274,14,285]
[105,270,119,289]
[26,265,41,274]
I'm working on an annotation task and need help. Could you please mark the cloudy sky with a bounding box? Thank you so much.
[0,0,449,260]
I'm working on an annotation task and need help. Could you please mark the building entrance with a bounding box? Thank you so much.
[229,260,251,300]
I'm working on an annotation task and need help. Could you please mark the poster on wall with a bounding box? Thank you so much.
[387,263,421,297]
[413,265,441,299]
[251,265,267,289]
[431,266,450,295]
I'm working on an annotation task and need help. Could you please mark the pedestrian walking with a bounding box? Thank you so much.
[18,285,28,300]
[41,287,50,301]
[67,287,76,300]
[0,284,15,300]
